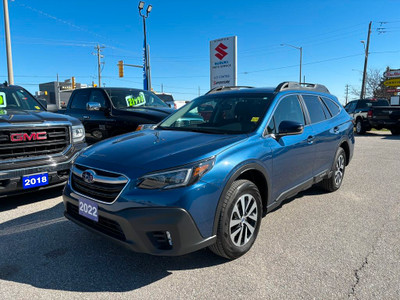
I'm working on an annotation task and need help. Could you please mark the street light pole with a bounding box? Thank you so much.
[2,0,14,84]
[281,43,302,84]
[360,21,372,99]
[138,1,152,91]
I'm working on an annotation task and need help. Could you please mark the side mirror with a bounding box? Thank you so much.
[86,102,101,111]
[278,120,304,136]
[38,99,47,110]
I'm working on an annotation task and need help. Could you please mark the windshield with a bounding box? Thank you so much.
[105,89,168,109]
[158,93,274,134]
[0,87,43,113]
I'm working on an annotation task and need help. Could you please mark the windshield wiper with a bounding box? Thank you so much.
[156,126,225,134]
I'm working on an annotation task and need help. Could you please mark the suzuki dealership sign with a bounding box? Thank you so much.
[210,36,237,89]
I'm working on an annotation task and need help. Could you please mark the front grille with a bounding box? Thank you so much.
[71,164,128,203]
[0,126,69,160]
[67,202,126,241]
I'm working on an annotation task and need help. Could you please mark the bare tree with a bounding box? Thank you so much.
[350,68,389,99]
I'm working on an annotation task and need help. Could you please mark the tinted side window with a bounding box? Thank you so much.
[322,97,340,116]
[345,102,356,113]
[270,95,305,134]
[89,90,107,107]
[319,98,332,118]
[302,95,326,124]
[70,90,91,109]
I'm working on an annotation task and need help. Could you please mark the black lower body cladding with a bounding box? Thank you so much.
[63,194,216,256]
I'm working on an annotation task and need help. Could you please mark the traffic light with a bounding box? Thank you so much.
[118,60,124,78]
[71,76,76,89]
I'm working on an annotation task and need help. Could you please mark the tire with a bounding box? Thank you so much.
[320,147,346,192]
[390,128,400,135]
[209,179,262,259]
[355,119,366,135]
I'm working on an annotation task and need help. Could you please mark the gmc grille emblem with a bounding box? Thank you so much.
[10,132,47,142]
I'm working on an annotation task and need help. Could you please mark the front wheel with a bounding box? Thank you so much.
[209,179,262,259]
[355,119,366,135]
[320,147,346,192]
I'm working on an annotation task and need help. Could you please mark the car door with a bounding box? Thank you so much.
[84,89,115,141]
[264,94,316,202]
[301,94,341,177]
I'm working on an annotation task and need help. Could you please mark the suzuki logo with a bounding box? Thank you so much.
[215,43,228,60]
[82,170,95,184]
[10,132,47,142]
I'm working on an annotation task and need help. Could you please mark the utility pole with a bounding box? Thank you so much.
[3,0,14,84]
[360,21,372,99]
[198,86,201,96]
[345,84,349,105]
[94,44,104,87]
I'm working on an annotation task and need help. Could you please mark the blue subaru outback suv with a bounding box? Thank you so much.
[63,82,354,259]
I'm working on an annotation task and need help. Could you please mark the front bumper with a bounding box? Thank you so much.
[0,143,86,197]
[63,192,216,256]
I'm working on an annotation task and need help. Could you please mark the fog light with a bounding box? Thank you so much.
[166,231,173,246]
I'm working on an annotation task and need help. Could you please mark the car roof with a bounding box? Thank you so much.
[205,82,330,96]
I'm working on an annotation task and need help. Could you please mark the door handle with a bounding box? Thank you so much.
[307,135,315,144]
[83,115,90,120]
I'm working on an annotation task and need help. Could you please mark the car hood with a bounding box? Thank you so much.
[76,129,248,178]
[0,110,81,125]
[114,106,174,121]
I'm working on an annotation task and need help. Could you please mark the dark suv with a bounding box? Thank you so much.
[63,82,354,259]
[0,84,86,197]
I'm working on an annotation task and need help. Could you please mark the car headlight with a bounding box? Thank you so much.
[72,125,85,143]
[138,157,215,189]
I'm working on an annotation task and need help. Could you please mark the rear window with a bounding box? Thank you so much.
[156,94,174,102]
[356,99,389,109]
[302,95,326,124]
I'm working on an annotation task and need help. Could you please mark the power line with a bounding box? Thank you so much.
[241,53,364,75]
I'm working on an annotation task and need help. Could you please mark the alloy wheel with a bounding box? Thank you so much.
[229,194,258,247]
[334,154,345,186]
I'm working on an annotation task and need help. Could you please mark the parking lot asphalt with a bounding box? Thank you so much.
[1,131,399,300]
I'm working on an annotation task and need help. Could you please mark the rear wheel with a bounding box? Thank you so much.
[320,147,346,192]
[209,179,262,259]
[355,119,366,135]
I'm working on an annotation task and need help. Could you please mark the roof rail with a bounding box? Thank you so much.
[205,86,253,95]
[275,81,330,94]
